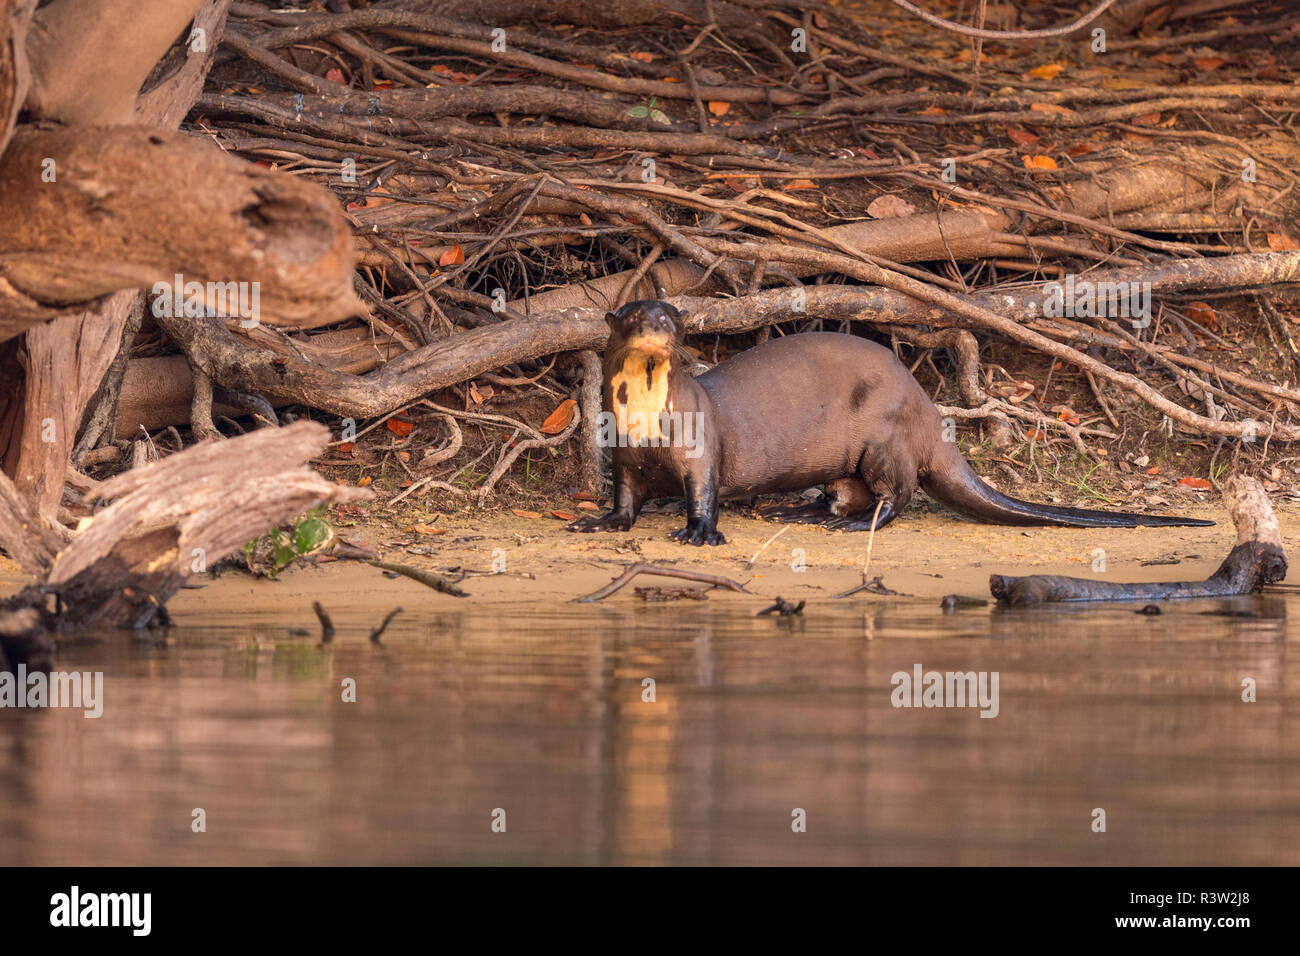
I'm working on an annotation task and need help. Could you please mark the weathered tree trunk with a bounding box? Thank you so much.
[1,421,369,629]
[989,476,1287,606]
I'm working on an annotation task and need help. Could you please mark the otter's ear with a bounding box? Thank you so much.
[675,308,689,327]
[604,311,618,328]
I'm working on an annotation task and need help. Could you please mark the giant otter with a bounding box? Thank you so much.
[568,300,1212,546]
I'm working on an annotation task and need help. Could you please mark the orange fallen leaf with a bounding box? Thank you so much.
[511,509,543,519]
[336,442,356,455]
[1178,477,1213,490]
[1026,428,1047,441]
[1006,127,1040,146]
[325,67,346,85]
[576,501,600,511]
[571,490,597,501]
[387,418,414,437]
[707,101,731,117]
[783,179,818,190]
[1185,301,1219,331]
[916,106,947,116]
[439,244,465,266]
[1026,63,1066,80]
[1023,154,1059,170]
[1147,466,1160,475]
[540,398,577,434]
[1267,232,1300,251]
[1067,142,1102,157]
[357,476,372,487]
[1131,111,1162,126]
[550,511,578,521]
[629,51,655,62]
[413,524,446,535]
[1193,56,1228,71]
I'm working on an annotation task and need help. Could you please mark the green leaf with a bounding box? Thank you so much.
[626,105,649,118]
[649,110,670,125]
[270,529,296,570]
[293,517,331,555]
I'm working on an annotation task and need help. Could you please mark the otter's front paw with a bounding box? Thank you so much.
[568,512,634,533]
[670,523,726,546]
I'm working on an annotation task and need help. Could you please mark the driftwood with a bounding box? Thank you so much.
[576,562,749,603]
[0,421,369,629]
[989,476,1286,606]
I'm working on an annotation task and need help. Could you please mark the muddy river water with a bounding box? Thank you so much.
[1,583,1296,865]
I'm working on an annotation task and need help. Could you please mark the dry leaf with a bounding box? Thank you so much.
[357,476,372,487]
[550,511,578,521]
[629,51,655,62]
[1193,56,1227,70]
[1178,477,1213,490]
[540,398,577,434]
[1185,301,1219,331]
[325,67,346,85]
[867,194,916,219]
[783,178,818,190]
[1006,127,1040,146]
[1023,154,1059,170]
[439,244,465,266]
[412,524,446,535]
[387,418,414,437]
[1026,63,1066,80]
[1267,232,1300,251]
[707,101,731,117]
[577,501,600,511]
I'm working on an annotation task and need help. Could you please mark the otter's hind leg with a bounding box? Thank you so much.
[822,477,899,532]
[822,444,917,531]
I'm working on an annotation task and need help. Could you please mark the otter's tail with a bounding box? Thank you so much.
[922,449,1214,528]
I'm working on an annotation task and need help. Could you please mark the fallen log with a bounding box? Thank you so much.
[129,250,1300,431]
[1,421,369,628]
[989,476,1287,606]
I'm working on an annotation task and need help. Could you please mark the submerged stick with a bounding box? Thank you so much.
[312,601,335,642]
[990,476,1286,606]
[369,607,403,643]
[576,562,749,603]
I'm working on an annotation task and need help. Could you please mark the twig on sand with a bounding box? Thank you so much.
[576,562,749,603]
[833,500,892,599]
[369,560,470,597]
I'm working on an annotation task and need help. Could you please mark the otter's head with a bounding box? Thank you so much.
[604,300,688,360]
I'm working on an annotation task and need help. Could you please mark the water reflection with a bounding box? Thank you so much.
[0,596,1295,865]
